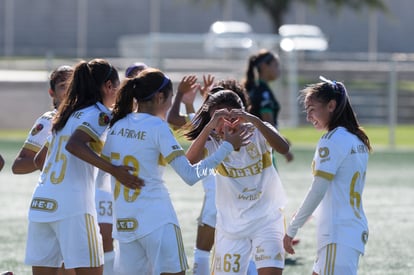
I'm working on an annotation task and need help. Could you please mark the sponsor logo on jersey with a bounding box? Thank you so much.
[254,246,272,261]
[116,218,138,231]
[98,112,110,126]
[30,197,58,212]
[110,128,147,140]
[352,144,369,154]
[31,124,44,136]
[172,145,180,150]
[274,252,284,261]
[238,191,262,201]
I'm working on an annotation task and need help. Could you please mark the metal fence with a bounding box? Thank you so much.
[1,37,413,140]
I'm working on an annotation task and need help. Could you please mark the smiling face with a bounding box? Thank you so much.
[304,96,336,131]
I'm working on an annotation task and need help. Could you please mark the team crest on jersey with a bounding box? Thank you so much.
[31,123,44,136]
[98,112,110,126]
[246,143,259,159]
[318,147,330,158]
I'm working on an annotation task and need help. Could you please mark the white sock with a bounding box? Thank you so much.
[246,259,258,275]
[103,250,115,275]
[193,248,210,275]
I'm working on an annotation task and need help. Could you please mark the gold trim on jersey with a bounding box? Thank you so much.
[78,125,104,154]
[312,160,335,181]
[324,243,337,275]
[164,150,185,163]
[173,224,189,270]
[85,213,102,267]
[216,151,272,178]
[158,154,167,166]
[22,143,41,153]
[313,170,334,181]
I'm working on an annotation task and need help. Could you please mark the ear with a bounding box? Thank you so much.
[327,99,337,112]
[48,88,55,98]
[104,79,112,90]
[101,80,113,96]
[156,92,165,104]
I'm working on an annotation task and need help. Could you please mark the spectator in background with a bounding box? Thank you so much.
[243,49,294,163]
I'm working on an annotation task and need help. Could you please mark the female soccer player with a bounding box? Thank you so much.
[102,68,247,275]
[25,59,143,275]
[167,76,258,275]
[12,65,73,174]
[283,77,371,275]
[185,90,290,275]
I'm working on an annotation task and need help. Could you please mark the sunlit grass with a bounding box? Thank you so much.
[280,125,414,149]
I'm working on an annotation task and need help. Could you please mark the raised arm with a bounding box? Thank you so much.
[230,109,289,154]
[167,75,199,128]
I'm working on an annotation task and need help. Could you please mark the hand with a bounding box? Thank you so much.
[223,123,252,150]
[229,108,256,124]
[283,234,295,255]
[200,74,215,98]
[113,165,145,190]
[207,108,231,130]
[284,151,294,162]
[177,75,199,104]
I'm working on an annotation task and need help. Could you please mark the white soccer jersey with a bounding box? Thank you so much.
[102,113,186,242]
[23,109,57,153]
[312,126,369,254]
[104,113,233,242]
[28,102,112,222]
[207,124,287,238]
[103,113,184,242]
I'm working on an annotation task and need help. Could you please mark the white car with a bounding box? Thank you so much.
[279,24,328,52]
[204,21,258,59]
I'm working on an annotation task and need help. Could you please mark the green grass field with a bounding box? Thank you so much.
[0,126,413,274]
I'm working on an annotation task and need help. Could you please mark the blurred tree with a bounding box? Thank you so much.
[195,0,387,33]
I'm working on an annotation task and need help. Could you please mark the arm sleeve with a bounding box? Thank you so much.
[286,176,330,238]
[169,141,233,186]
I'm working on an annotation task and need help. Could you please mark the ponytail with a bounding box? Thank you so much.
[243,55,257,92]
[110,68,173,127]
[53,59,118,133]
[110,78,136,127]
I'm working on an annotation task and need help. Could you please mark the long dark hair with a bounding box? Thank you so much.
[185,90,244,141]
[215,79,251,112]
[243,49,278,92]
[110,68,172,127]
[300,79,372,151]
[52,59,118,132]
